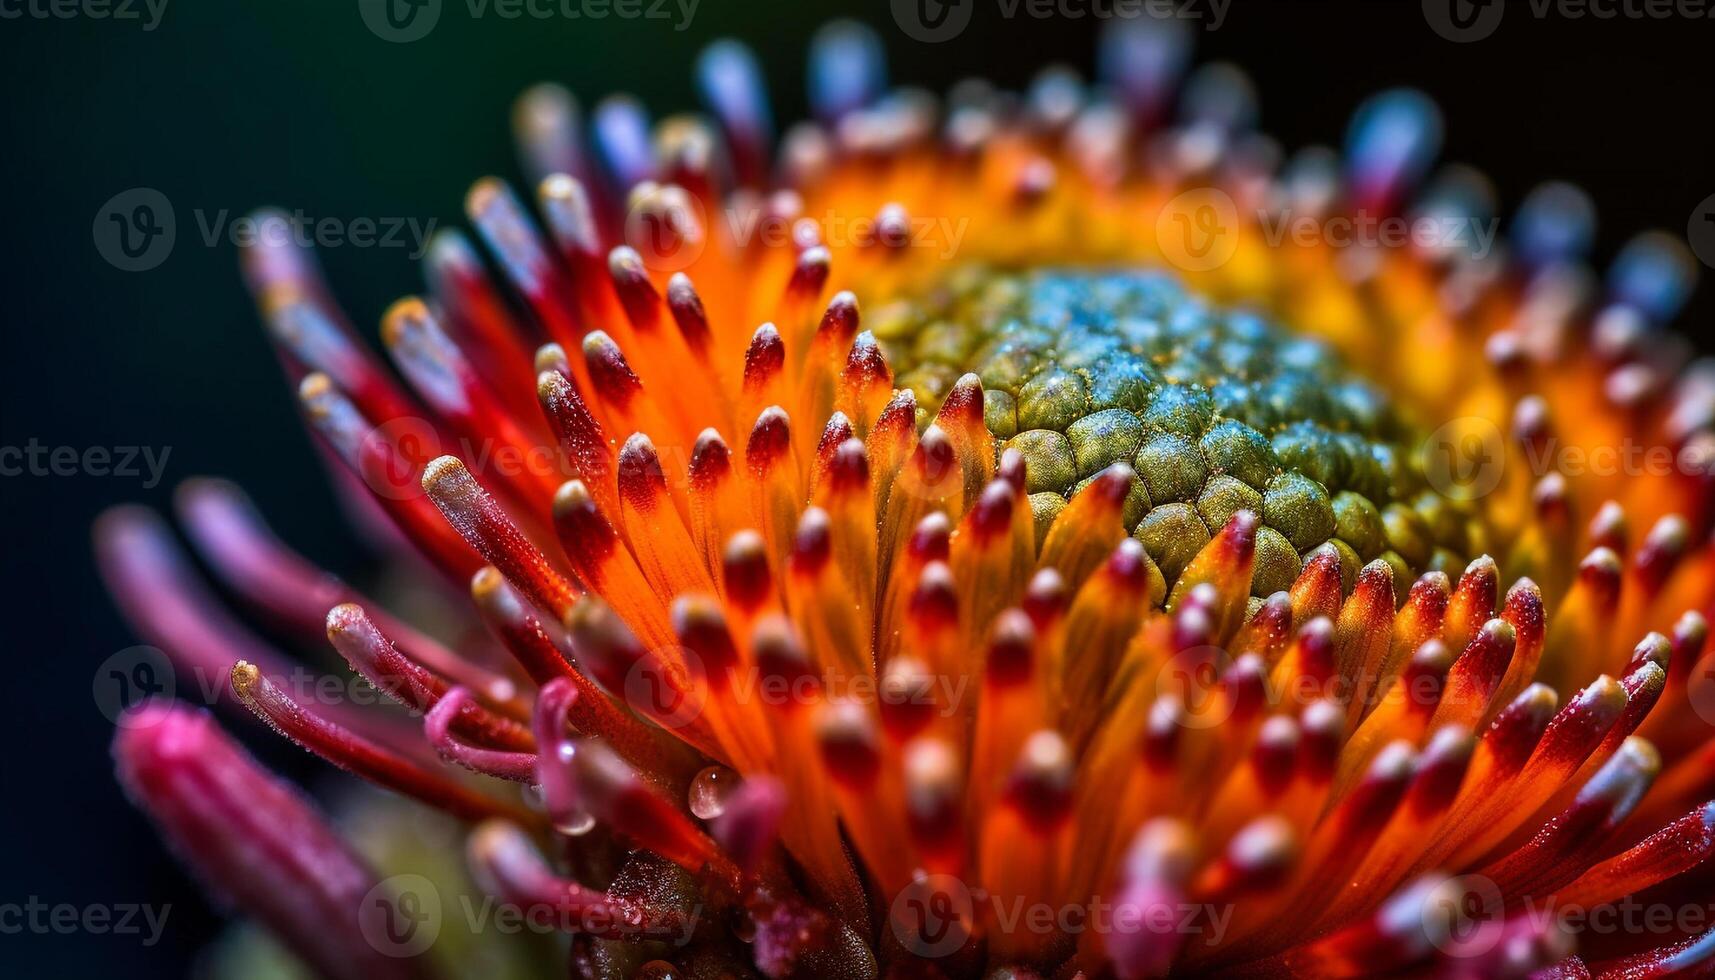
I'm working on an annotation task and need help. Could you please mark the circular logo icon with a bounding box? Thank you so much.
[1422,0,1505,43]
[1152,645,1236,730]
[1688,192,1715,270]
[1689,655,1715,728]
[358,0,441,42]
[1421,874,1504,957]
[1156,188,1240,274]
[889,873,975,958]
[891,0,973,43]
[93,188,175,272]
[623,186,709,273]
[95,645,177,727]
[357,874,442,958]
[359,416,441,501]
[623,647,707,731]
[1421,416,1506,502]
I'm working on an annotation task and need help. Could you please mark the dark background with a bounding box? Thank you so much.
[2,0,1711,974]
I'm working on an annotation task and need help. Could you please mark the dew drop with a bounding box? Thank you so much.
[554,807,597,836]
[688,764,739,821]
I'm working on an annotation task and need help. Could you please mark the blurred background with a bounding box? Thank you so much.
[1,0,1711,974]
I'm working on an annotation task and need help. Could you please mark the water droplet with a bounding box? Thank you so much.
[554,807,596,836]
[688,764,739,821]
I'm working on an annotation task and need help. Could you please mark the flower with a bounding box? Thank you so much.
[100,18,1715,980]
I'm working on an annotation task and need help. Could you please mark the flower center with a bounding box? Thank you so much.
[871,267,1480,596]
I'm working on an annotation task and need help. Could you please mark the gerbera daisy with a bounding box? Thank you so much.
[101,17,1715,980]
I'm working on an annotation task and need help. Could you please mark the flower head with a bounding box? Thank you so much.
[102,19,1715,980]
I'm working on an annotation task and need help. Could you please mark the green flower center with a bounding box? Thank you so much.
[871,267,1481,597]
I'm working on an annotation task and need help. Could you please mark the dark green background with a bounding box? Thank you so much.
[2,0,1711,974]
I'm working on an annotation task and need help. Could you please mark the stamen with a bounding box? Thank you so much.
[469,820,688,939]
[230,661,527,823]
[326,603,532,748]
[425,689,537,781]
[665,273,712,354]
[114,706,420,980]
[422,456,577,620]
